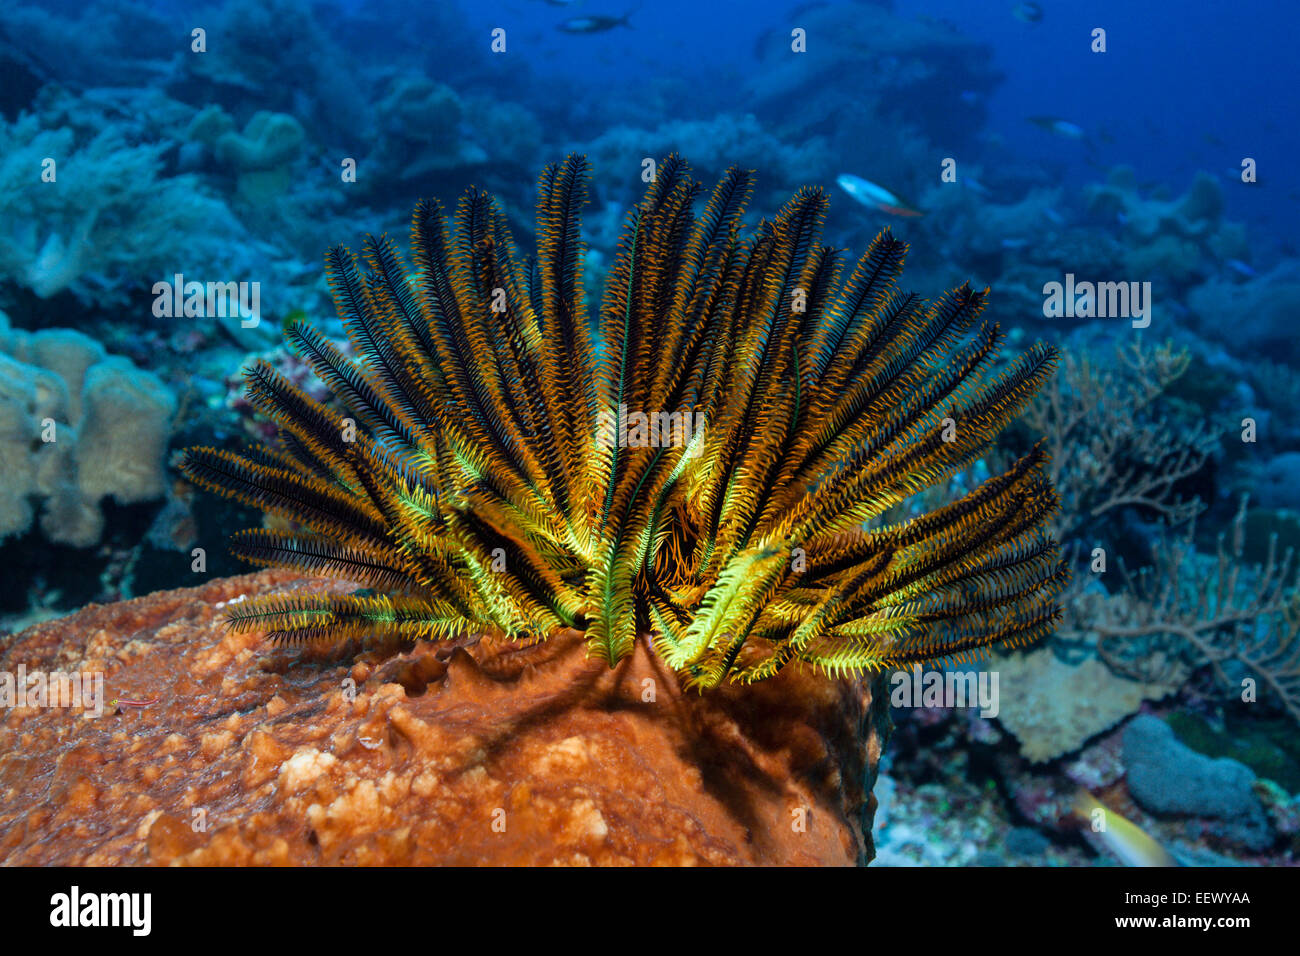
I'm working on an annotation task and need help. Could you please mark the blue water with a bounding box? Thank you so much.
[388,0,1299,240]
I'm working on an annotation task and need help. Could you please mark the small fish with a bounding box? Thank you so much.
[110,696,159,713]
[836,174,924,217]
[1041,206,1065,225]
[557,12,633,33]
[1012,2,1044,23]
[1027,116,1085,140]
[1225,258,1257,278]
[1072,790,1176,867]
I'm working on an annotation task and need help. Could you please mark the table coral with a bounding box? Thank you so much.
[993,647,1176,762]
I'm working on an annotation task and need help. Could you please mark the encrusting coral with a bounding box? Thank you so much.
[992,647,1176,763]
[182,155,1067,689]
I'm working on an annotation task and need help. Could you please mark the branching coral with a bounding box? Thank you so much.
[1058,497,1300,722]
[182,155,1067,688]
[1022,337,1218,535]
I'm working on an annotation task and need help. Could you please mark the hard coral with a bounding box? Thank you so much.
[1084,166,1246,290]
[1022,337,1217,536]
[1059,498,1300,723]
[0,112,243,301]
[0,314,175,547]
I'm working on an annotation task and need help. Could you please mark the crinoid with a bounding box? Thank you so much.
[181,155,1067,690]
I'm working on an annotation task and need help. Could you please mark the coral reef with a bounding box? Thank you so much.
[1084,166,1246,289]
[748,3,999,147]
[0,570,883,865]
[1021,337,1217,535]
[1058,499,1300,722]
[0,312,175,547]
[1188,260,1300,359]
[0,111,244,301]
[993,647,1176,763]
[369,74,483,179]
[1123,715,1273,851]
[0,0,1295,871]
[180,0,365,145]
[585,114,833,202]
[0,1,174,92]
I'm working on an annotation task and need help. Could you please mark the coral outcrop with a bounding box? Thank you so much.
[183,0,365,145]
[185,106,306,205]
[0,111,244,301]
[993,647,1176,763]
[585,114,833,200]
[1084,166,1247,289]
[747,2,999,146]
[1188,261,1300,359]
[0,570,885,866]
[1123,715,1274,851]
[0,313,175,547]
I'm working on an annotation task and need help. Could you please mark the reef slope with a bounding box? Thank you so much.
[0,571,884,865]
